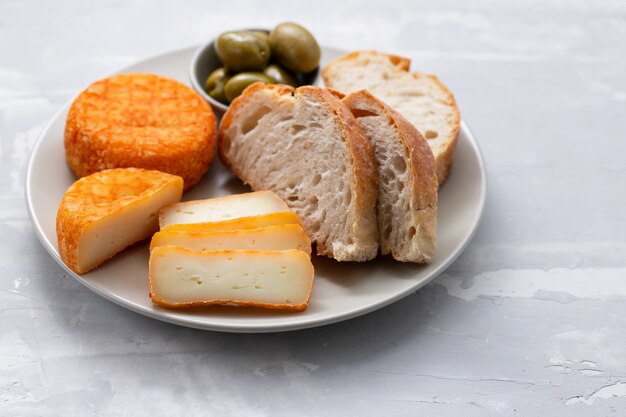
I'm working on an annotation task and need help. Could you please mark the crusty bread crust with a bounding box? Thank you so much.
[65,73,216,190]
[296,86,379,257]
[410,72,460,185]
[218,83,379,261]
[322,51,460,186]
[321,50,411,79]
[218,83,292,161]
[359,91,437,211]
[218,84,282,186]
[344,90,437,262]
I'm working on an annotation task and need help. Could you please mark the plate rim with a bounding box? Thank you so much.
[25,46,487,333]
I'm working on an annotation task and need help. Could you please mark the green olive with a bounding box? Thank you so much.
[204,67,230,104]
[249,31,270,45]
[269,22,320,73]
[215,31,271,72]
[263,64,298,86]
[224,72,275,102]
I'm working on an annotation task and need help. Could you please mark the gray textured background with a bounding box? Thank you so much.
[2,0,626,415]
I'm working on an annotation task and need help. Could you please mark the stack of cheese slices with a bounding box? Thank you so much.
[148,190,314,311]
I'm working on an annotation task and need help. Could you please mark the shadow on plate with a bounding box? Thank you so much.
[313,252,427,289]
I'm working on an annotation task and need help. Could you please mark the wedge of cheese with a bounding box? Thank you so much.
[159,190,289,228]
[149,247,314,310]
[56,168,183,274]
[150,224,311,255]
[161,210,302,233]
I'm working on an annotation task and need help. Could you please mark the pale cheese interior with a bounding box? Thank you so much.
[161,211,302,233]
[160,191,289,228]
[150,248,313,306]
[151,224,311,255]
[77,183,181,273]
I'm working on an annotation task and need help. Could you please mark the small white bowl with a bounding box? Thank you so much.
[188,29,319,115]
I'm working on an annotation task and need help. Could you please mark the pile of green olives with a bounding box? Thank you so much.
[205,22,321,105]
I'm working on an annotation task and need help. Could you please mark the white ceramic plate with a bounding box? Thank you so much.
[26,46,486,333]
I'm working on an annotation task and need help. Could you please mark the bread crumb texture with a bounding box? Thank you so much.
[322,51,460,185]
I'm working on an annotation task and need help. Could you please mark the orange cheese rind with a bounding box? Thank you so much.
[56,168,183,274]
[149,223,312,255]
[160,210,303,233]
[148,247,314,311]
[64,73,216,190]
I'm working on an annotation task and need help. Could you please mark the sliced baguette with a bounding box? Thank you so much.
[343,90,437,262]
[322,50,460,186]
[218,83,378,262]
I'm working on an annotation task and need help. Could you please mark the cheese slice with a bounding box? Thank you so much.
[161,211,302,233]
[150,224,311,255]
[56,168,184,274]
[149,247,314,310]
[159,190,289,228]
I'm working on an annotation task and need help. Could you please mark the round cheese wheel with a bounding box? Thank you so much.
[65,73,216,190]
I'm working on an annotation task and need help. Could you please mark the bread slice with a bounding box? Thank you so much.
[343,90,437,262]
[218,83,378,261]
[149,247,314,311]
[322,50,460,186]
